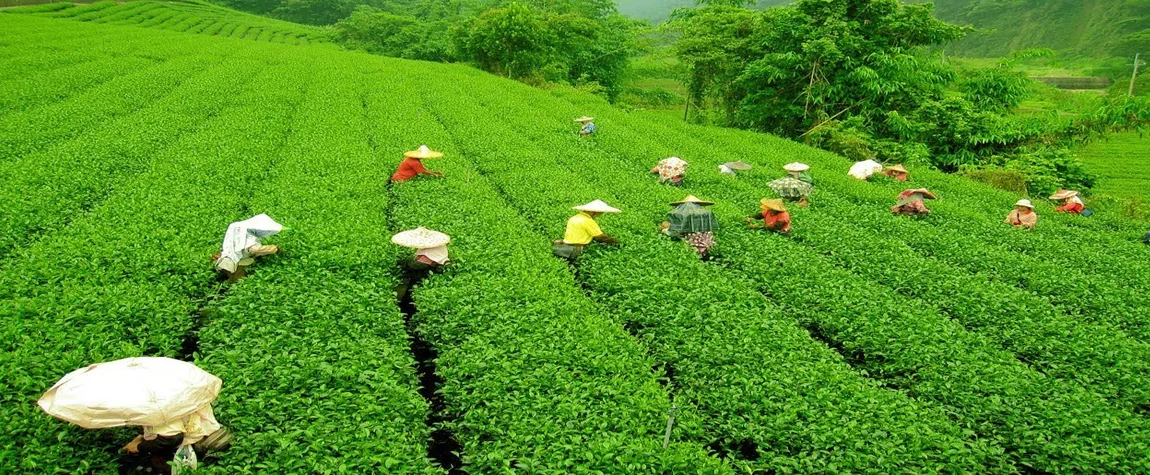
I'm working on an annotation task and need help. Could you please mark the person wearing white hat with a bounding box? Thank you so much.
[1050,190,1085,214]
[783,162,813,184]
[391,145,445,182]
[651,157,689,186]
[392,227,451,271]
[575,116,597,137]
[554,200,620,259]
[718,161,752,176]
[212,214,284,282]
[1005,199,1038,229]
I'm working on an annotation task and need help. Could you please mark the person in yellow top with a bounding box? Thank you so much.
[554,200,620,259]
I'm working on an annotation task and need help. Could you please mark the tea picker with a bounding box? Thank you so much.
[881,164,910,181]
[392,227,452,271]
[651,157,689,186]
[848,160,883,180]
[718,161,752,176]
[1050,189,1086,215]
[554,200,621,260]
[746,198,792,234]
[660,195,719,257]
[391,145,445,182]
[575,116,597,137]
[891,188,936,216]
[213,213,284,282]
[768,163,814,207]
[38,357,232,472]
[1005,199,1038,229]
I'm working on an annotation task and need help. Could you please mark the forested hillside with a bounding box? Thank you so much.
[615,0,1150,56]
[932,0,1150,57]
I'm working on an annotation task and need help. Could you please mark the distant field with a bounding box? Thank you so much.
[1081,131,1150,201]
[3,0,328,44]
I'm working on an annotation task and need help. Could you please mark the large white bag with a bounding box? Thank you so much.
[38,357,222,429]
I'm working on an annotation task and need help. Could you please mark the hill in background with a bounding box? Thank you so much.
[615,0,1150,57]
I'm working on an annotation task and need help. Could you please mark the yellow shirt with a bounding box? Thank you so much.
[563,212,603,245]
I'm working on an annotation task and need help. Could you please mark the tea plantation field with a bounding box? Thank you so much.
[1081,131,1150,202]
[3,8,1150,474]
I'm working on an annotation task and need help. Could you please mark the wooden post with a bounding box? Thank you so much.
[682,96,690,122]
[662,404,679,449]
[1131,53,1143,97]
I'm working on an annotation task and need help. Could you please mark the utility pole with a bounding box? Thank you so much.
[1130,53,1144,97]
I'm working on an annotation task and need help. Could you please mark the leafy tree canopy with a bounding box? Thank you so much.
[671,0,1150,194]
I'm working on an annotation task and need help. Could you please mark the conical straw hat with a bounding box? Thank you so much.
[391,227,451,249]
[574,116,594,122]
[722,161,752,171]
[760,198,787,212]
[885,164,908,174]
[1049,189,1078,200]
[403,145,444,159]
[1015,199,1034,209]
[670,195,714,206]
[572,200,620,214]
[906,188,937,199]
[783,162,810,172]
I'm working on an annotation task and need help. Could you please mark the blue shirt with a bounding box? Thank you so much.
[581,123,597,135]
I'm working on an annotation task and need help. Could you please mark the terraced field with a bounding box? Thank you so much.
[4,0,328,45]
[1081,131,1150,201]
[3,8,1150,474]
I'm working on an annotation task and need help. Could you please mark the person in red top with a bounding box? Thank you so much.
[746,199,791,234]
[1050,190,1085,214]
[391,145,444,182]
[881,164,909,181]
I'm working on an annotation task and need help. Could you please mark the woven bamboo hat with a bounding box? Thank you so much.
[1049,189,1078,200]
[391,227,451,249]
[403,145,444,159]
[670,195,714,206]
[760,198,787,212]
[783,162,810,172]
[574,116,595,122]
[573,200,620,214]
[1014,199,1035,209]
[885,164,909,174]
[907,188,937,199]
[722,161,752,171]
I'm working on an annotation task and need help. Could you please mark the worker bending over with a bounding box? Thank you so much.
[554,200,620,259]
[391,145,445,182]
[1005,199,1038,229]
[747,199,791,234]
[660,195,718,257]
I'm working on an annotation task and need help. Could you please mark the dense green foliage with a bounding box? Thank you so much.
[4,8,1150,474]
[670,0,1150,194]
[615,0,1150,59]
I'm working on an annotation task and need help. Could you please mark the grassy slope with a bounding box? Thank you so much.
[4,0,328,44]
[1080,131,1150,200]
[4,7,1150,474]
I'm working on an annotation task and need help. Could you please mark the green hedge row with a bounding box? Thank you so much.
[0,40,313,472]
